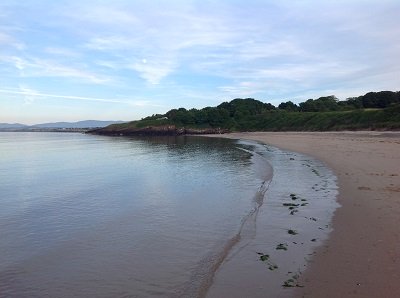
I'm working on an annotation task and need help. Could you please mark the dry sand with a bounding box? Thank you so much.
[210,131,400,298]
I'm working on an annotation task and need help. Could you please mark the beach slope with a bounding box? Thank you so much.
[212,131,400,298]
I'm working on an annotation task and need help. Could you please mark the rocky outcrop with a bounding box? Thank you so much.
[88,125,228,136]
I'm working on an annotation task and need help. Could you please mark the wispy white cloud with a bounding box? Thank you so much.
[0,55,110,84]
[0,87,161,107]
[64,4,140,28]
[0,88,126,103]
[128,58,177,85]
[219,83,261,98]
[44,47,81,58]
[85,35,140,51]
[76,4,244,84]
[28,58,110,84]
[1,0,399,123]
[0,31,24,50]
[18,84,38,104]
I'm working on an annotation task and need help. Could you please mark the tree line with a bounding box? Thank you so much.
[281,91,400,112]
[139,91,399,130]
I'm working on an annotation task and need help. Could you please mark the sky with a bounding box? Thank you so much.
[1,0,399,124]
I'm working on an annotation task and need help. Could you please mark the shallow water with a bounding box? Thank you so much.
[0,133,271,297]
[207,140,339,298]
[0,133,338,297]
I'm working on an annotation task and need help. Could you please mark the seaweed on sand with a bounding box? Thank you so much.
[256,252,279,271]
[276,243,288,251]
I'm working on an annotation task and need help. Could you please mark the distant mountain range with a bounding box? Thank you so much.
[0,120,124,130]
[0,123,29,129]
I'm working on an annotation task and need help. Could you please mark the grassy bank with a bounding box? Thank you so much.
[237,106,400,131]
[95,104,400,135]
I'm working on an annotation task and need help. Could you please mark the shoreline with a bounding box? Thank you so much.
[206,131,400,297]
[205,138,338,298]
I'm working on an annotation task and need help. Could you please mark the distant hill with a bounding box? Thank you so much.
[31,120,124,129]
[0,123,29,129]
[0,120,124,131]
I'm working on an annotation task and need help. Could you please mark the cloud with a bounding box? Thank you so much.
[0,87,152,106]
[77,4,244,84]
[1,0,400,123]
[85,35,140,51]
[29,59,110,84]
[18,85,38,104]
[0,31,25,50]
[129,58,176,85]
[44,47,81,58]
[64,4,140,28]
[0,55,110,84]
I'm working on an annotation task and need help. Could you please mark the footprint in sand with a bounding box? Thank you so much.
[358,186,372,190]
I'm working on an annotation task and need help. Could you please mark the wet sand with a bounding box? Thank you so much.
[209,131,400,297]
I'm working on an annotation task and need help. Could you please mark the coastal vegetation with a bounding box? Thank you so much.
[91,91,400,135]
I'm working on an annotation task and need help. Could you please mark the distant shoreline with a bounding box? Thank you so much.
[0,128,89,133]
[205,131,400,298]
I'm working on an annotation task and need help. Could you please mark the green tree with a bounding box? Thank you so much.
[278,101,299,111]
[361,91,400,108]
[299,96,339,112]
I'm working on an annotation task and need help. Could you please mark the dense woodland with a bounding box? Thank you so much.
[135,91,400,131]
[95,91,400,134]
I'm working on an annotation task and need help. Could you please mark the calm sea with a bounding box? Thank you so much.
[0,132,338,298]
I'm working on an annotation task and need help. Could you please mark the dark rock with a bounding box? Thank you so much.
[88,125,228,136]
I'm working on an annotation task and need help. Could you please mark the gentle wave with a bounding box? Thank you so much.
[0,133,272,297]
[181,149,274,298]
[0,133,338,298]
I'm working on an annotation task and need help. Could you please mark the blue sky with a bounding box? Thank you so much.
[1,0,399,124]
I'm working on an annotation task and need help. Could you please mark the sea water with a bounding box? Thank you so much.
[0,132,338,297]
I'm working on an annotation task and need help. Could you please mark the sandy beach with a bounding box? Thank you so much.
[211,131,400,297]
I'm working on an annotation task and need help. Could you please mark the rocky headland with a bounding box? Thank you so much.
[88,124,227,136]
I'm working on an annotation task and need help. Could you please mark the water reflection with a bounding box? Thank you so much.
[0,133,268,298]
